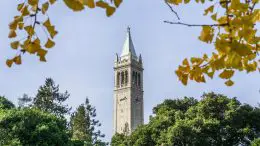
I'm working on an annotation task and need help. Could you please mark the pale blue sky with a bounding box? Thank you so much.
[0,0,259,142]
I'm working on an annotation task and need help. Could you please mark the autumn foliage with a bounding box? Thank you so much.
[6,0,259,86]
[166,0,260,86]
[7,0,122,67]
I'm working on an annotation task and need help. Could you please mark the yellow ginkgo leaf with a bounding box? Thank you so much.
[232,42,252,56]
[225,52,242,69]
[245,61,258,73]
[63,0,85,11]
[46,25,58,38]
[84,0,95,8]
[106,6,116,17]
[17,3,24,11]
[6,59,13,68]
[114,0,122,8]
[28,0,39,6]
[248,53,256,61]
[9,21,18,30]
[211,13,217,21]
[37,49,48,58]
[13,55,22,65]
[49,0,56,4]
[8,30,17,38]
[199,26,214,43]
[182,58,189,66]
[43,19,51,27]
[24,26,35,36]
[252,9,260,22]
[206,71,214,79]
[43,19,58,38]
[96,1,108,8]
[26,43,39,54]
[14,16,23,22]
[199,75,206,83]
[184,0,190,4]
[225,80,234,86]
[40,56,47,62]
[203,54,208,59]
[204,5,214,15]
[21,6,30,16]
[219,69,234,79]
[33,38,41,45]
[11,41,19,49]
[191,57,203,65]
[180,74,188,85]
[42,2,49,14]
[167,0,182,5]
[45,39,55,48]
[18,23,24,30]
[24,39,40,54]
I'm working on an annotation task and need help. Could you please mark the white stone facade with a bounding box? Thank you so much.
[113,28,144,134]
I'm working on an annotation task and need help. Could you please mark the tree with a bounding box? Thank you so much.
[0,108,70,146]
[128,125,155,146]
[18,94,32,108]
[0,96,15,110]
[164,0,259,86]
[111,133,128,146]
[111,92,260,145]
[32,78,71,117]
[0,80,110,145]
[70,97,106,146]
[251,138,260,146]
[153,96,198,114]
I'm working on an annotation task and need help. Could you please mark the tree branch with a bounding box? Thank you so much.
[249,2,257,13]
[32,6,40,29]
[164,21,228,27]
[164,0,180,20]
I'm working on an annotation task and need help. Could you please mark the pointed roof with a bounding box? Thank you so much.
[121,27,137,58]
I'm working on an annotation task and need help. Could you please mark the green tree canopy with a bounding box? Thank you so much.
[251,138,260,146]
[0,108,70,146]
[111,92,260,146]
[111,133,128,146]
[0,96,15,110]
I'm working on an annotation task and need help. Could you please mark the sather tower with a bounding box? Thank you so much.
[113,27,144,134]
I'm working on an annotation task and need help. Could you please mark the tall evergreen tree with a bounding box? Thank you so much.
[70,98,106,146]
[18,94,32,108]
[33,78,71,117]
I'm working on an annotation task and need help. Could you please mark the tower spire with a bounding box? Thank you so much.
[121,27,137,59]
[127,26,131,33]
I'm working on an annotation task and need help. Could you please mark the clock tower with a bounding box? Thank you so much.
[113,27,144,134]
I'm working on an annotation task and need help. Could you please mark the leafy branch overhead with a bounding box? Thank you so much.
[165,0,259,86]
[7,0,122,67]
[6,0,259,87]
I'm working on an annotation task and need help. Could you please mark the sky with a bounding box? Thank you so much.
[0,0,259,142]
